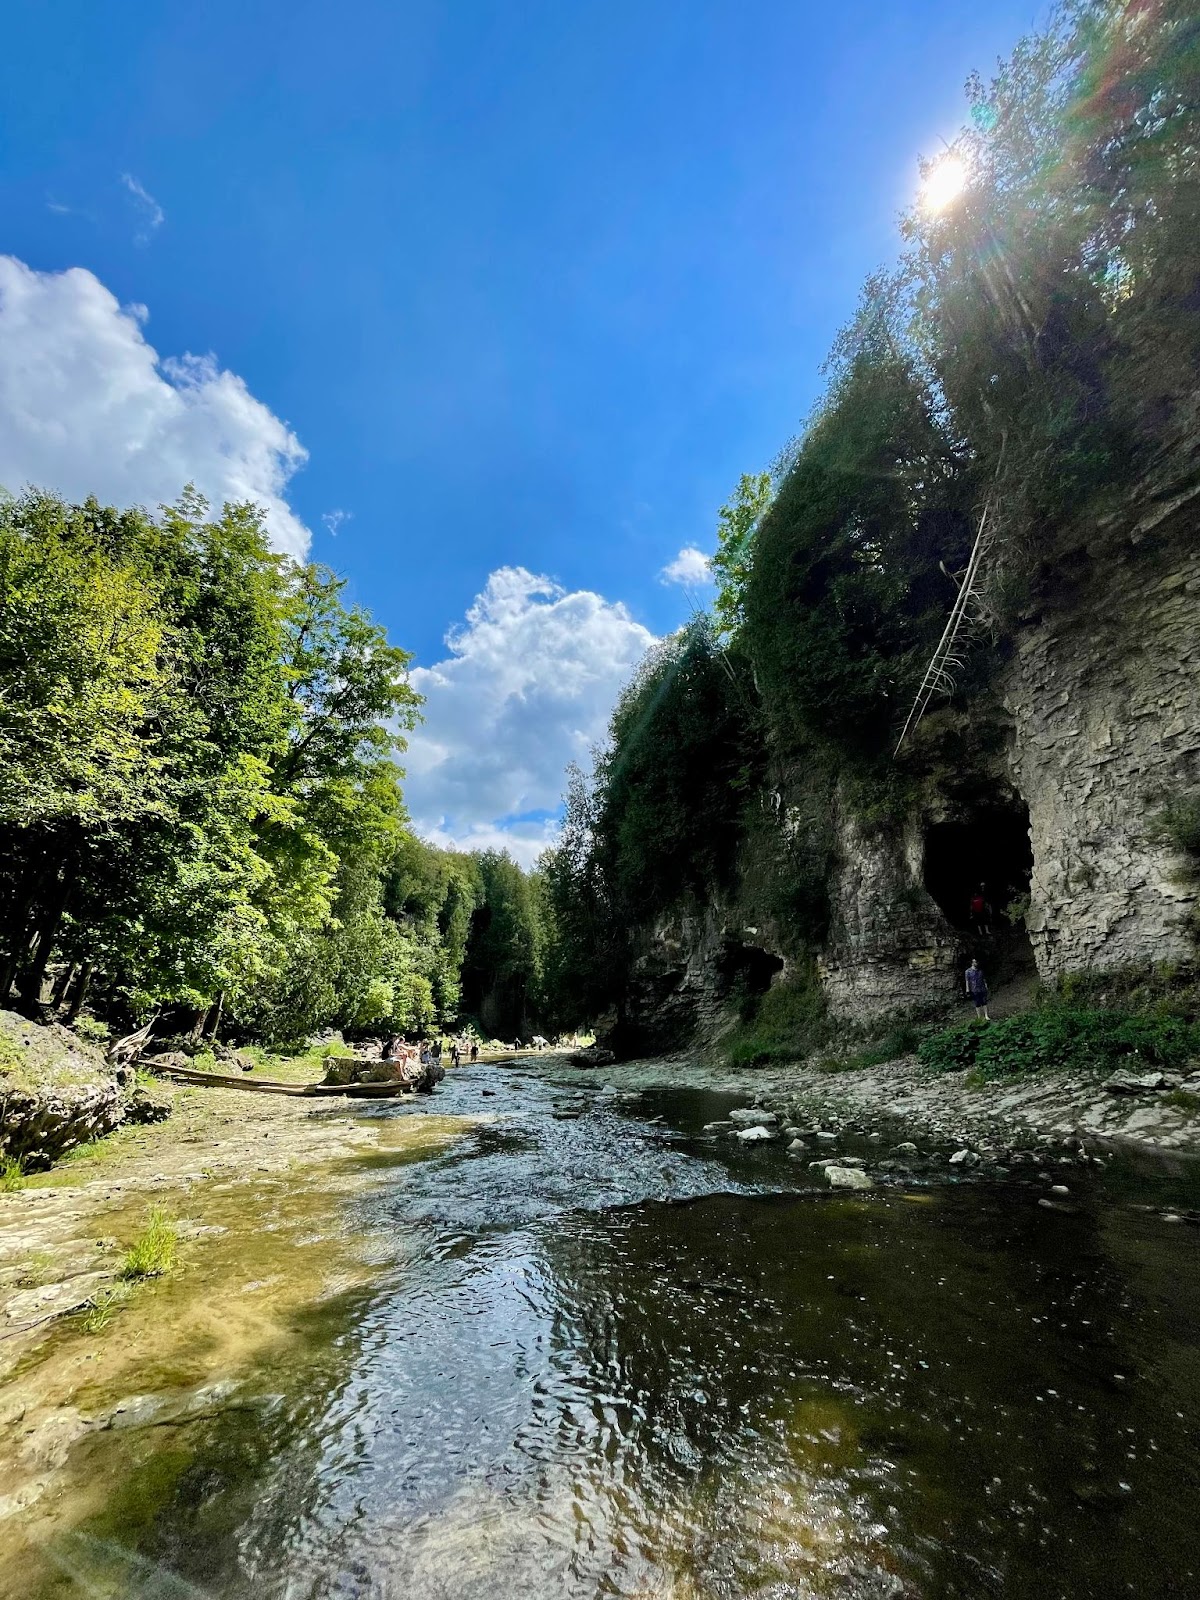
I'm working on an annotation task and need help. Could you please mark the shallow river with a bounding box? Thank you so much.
[22,1060,1200,1599]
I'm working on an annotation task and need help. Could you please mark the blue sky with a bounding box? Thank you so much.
[0,0,1043,860]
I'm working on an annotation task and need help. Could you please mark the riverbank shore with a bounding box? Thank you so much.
[0,1077,476,1543]
[572,1046,1200,1169]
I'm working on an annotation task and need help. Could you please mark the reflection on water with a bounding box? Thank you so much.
[20,1063,1200,1599]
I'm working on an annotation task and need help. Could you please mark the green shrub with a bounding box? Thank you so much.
[918,1023,985,1074]
[919,1008,1200,1080]
[73,1017,111,1045]
[724,969,828,1067]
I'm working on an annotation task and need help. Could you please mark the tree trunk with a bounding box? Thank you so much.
[51,961,77,1009]
[64,962,93,1023]
[0,860,49,1002]
[18,870,73,1006]
[203,991,225,1041]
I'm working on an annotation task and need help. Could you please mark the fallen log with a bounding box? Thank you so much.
[143,1061,416,1098]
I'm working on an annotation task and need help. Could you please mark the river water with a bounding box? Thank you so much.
[22,1059,1200,1600]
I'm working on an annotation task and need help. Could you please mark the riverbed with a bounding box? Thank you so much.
[6,1056,1200,1599]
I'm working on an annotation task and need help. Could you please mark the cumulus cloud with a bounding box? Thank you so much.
[0,256,311,556]
[660,545,712,587]
[404,567,656,867]
[121,172,165,243]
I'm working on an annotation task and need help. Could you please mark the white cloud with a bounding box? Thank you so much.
[121,172,165,243]
[404,567,656,867]
[322,507,352,537]
[660,545,712,587]
[0,256,311,556]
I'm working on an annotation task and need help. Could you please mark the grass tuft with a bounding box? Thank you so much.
[78,1282,131,1334]
[0,1155,26,1192]
[120,1205,179,1280]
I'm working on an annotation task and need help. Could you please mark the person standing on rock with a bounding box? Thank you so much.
[965,958,990,1021]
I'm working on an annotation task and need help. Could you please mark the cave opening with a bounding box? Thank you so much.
[923,798,1036,983]
[717,939,785,1005]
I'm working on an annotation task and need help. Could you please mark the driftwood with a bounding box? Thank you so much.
[108,1015,159,1068]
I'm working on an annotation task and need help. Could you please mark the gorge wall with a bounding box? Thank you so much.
[622,482,1200,1045]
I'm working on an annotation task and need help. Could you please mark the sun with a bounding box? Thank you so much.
[920,153,969,213]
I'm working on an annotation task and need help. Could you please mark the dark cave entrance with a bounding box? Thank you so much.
[923,797,1036,982]
[717,938,785,1011]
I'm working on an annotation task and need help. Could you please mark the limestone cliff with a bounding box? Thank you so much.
[619,473,1200,1046]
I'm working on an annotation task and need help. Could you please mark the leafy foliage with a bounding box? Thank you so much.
[710,472,772,639]
[743,346,972,765]
[919,1008,1200,1079]
[0,487,533,1044]
[540,620,761,1027]
[723,967,829,1068]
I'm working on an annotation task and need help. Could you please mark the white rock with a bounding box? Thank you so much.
[728,1108,778,1127]
[949,1149,980,1166]
[735,1125,775,1143]
[820,1166,875,1191]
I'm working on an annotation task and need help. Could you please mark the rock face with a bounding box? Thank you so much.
[818,810,958,1024]
[613,466,1200,1045]
[1002,514,1200,979]
[0,1010,126,1167]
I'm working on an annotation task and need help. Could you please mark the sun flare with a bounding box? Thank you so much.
[920,152,968,212]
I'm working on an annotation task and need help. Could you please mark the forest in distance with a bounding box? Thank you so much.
[2,0,1198,1055]
[0,487,549,1045]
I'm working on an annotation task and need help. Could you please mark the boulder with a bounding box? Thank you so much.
[569,1045,616,1068]
[819,1166,874,1191]
[143,1051,189,1072]
[321,1056,359,1086]
[891,1141,919,1156]
[949,1148,980,1167]
[1,1009,126,1167]
[1103,1069,1168,1094]
[735,1125,776,1143]
[728,1108,778,1127]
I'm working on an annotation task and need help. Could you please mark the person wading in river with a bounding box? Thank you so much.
[965,958,990,1022]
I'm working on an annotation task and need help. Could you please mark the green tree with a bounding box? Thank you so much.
[709,472,772,640]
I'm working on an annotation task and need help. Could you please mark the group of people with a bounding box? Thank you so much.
[381,1035,480,1068]
[965,882,992,1022]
